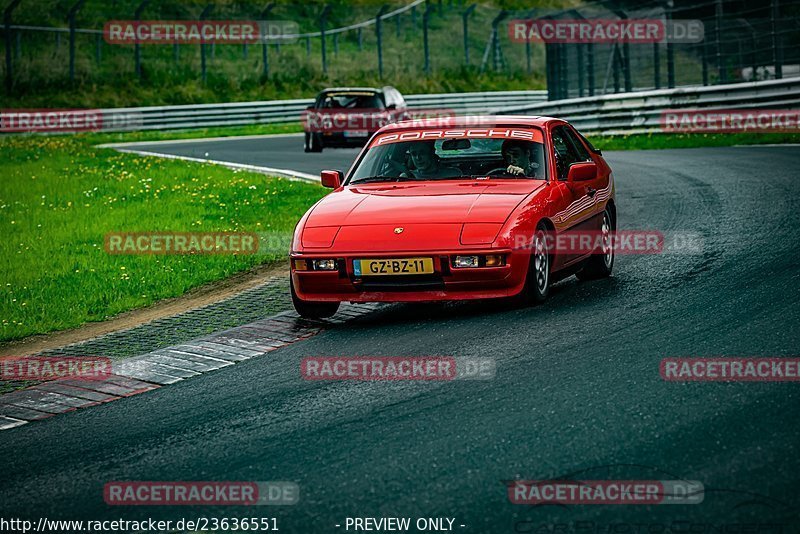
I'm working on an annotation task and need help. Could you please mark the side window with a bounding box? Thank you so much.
[563,127,592,161]
[551,127,580,181]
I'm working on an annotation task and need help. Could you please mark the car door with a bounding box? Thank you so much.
[549,125,600,263]
[562,125,609,220]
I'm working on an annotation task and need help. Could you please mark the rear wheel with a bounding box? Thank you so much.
[290,277,339,319]
[577,207,615,281]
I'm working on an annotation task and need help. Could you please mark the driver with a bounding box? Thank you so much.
[500,139,541,177]
[401,142,461,180]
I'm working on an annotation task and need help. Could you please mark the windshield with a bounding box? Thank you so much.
[348,130,547,184]
[319,92,385,109]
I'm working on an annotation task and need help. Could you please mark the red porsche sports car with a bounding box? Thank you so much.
[290,116,615,318]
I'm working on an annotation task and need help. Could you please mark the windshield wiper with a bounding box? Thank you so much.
[350,176,406,184]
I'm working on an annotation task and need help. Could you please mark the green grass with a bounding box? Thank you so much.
[86,122,304,145]
[587,132,800,151]
[0,134,326,342]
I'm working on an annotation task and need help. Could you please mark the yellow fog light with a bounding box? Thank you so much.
[484,255,505,267]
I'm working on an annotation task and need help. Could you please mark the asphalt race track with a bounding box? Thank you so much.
[2,140,800,532]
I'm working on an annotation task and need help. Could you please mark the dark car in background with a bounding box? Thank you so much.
[303,86,408,152]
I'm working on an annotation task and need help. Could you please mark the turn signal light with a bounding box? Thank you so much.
[293,259,309,271]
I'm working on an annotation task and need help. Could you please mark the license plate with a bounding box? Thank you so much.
[343,130,368,137]
[354,258,434,276]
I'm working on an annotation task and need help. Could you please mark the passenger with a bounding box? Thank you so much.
[500,139,542,177]
[401,142,461,180]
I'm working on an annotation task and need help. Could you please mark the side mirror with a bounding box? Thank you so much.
[567,162,597,183]
[321,170,343,189]
[386,103,397,110]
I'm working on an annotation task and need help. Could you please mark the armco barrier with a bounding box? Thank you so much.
[89,90,548,132]
[492,77,800,135]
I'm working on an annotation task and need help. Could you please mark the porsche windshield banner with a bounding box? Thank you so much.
[371,128,544,147]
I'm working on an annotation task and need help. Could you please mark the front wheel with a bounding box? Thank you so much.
[290,277,339,319]
[513,225,551,306]
[576,207,615,281]
[304,132,323,153]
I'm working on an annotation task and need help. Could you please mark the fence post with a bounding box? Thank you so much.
[3,0,22,92]
[200,4,213,83]
[333,33,338,56]
[376,5,388,79]
[261,3,274,77]
[666,0,675,88]
[714,0,725,83]
[319,5,331,75]
[134,0,149,79]
[462,4,475,65]
[68,0,86,82]
[95,33,101,63]
[306,36,311,56]
[609,8,631,92]
[701,41,709,85]
[423,4,434,75]
[587,44,594,96]
[358,27,363,50]
[770,0,782,79]
[490,10,507,73]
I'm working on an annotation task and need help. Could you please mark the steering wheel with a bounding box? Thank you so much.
[485,167,510,176]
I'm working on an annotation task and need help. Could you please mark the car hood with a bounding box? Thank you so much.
[305,181,543,227]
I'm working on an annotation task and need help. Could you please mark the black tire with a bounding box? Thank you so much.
[513,224,552,306]
[304,132,323,153]
[576,207,615,281]
[290,277,339,319]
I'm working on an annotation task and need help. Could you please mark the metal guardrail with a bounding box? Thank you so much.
[493,77,800,134]
[96,90,549,132]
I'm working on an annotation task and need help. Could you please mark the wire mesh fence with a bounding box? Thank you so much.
[0,0,798,105]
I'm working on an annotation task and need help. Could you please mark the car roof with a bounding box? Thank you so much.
[378,115,561,133]
[319,87,382,94]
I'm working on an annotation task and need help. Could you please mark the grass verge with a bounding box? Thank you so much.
[0,134,326,343]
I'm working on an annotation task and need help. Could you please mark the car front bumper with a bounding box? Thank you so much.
[290,248,529,303]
